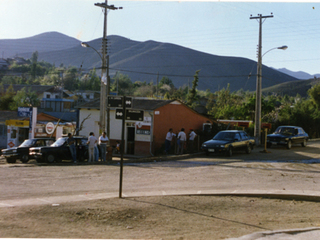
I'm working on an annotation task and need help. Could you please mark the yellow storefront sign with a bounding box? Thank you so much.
[5,120,29,127]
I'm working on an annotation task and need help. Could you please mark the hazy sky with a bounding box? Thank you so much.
[0,0,319,75]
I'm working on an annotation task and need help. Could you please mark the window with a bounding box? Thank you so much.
[240,132,248,139]
[234,133,241,140]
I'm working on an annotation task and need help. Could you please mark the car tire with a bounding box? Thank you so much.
[301,139,307,147]
[286,140,292,149]
[245,144,251,154]
[267,142,271,148]
[226,147,232,157]
[6,157,16,164]
[20,154,29,163]
[46,154,56,163]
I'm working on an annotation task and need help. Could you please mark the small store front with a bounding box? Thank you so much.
[5,119,30,148]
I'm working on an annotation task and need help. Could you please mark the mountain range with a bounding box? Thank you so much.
[1,31,317,94]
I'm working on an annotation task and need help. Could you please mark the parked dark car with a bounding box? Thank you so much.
[1,138,55,164]
[201,130,255,156]
[29,136,88,163]
[267,126,309,149]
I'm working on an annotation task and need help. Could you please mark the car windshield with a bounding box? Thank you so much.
[51,138,66,147]
[19,139,36,147]
[213,132,235,141]
[275,127,295,135]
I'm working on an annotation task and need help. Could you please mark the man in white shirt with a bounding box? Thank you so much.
[99,132,109,162]
[177,128,186,155]
[165,128,176,154]
[87,132,97,163]
[189,129,197,153]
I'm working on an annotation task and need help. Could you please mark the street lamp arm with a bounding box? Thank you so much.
[262,45,288,58]
[81,42,103,61]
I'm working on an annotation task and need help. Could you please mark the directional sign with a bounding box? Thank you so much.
[115,109,124,120]
[126,109,144,121]
[115,109,144,121]
[108,96,132,108]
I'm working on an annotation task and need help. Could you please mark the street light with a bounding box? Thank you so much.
[254,45,288,146]
[81,1,122,139]
[81,42,108,135]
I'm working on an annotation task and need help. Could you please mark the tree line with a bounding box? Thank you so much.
[1,53,320,138]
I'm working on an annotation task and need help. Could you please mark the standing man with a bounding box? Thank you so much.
[67,133,77,164]
[99,131,109,162]
[177,128,187,155]
[188,129,197,153]
[87,132,97,163]
[165,128,176,154]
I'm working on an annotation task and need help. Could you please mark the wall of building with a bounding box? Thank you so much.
[79,109,100,138]
[153,101,212,154]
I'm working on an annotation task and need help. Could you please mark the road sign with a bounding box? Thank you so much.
[108,96,132,108]
[17,107,32,117]
[126,109,144,121]
[115,109,124,120]
[115,109,144,121]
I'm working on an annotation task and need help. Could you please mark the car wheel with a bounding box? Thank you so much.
[6,157,16,164]
[267,142,271,148]
[226,147,232,157]
[301,139,307,147]
[20,154,29,163]
[245,144,251,154]
[46,154,56,163]
[286,140,292,149]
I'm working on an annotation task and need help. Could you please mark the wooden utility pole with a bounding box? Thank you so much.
[250,13,273,146]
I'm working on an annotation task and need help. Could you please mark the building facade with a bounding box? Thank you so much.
[77,97,212,156]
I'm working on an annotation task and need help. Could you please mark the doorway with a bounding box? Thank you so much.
[126,126,135,154]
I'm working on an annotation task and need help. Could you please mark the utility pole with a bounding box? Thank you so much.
[95,1,122,138]
[250,13,273,146]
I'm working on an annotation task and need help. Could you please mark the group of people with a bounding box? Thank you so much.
[165,128,197,155]
[67,132,109,164]
[86,131,109,163]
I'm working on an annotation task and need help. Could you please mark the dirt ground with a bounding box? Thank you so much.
[2,141,320,239]
[1,195,320,239]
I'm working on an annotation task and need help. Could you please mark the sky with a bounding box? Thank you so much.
[0,0,320,75]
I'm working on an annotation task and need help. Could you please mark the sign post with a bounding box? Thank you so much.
[119,96,126,198]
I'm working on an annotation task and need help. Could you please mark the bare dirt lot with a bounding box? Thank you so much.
[1,195,320,239]
[1,142,320,239]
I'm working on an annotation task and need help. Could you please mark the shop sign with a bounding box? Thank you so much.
[5,120,29,127]
[46,122,55,134]
[136,125,150,135]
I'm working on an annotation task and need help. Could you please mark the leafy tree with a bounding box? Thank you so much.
[111,72,133,95]
[11,87,41,110]
[186,70,200,107]
[30,51,38,80]
[308,83,320,107]
[158,76,174,89]
[63,67,79,91]
[0,84,15,110]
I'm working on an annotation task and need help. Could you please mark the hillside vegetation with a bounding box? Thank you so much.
[2,54,320,139]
